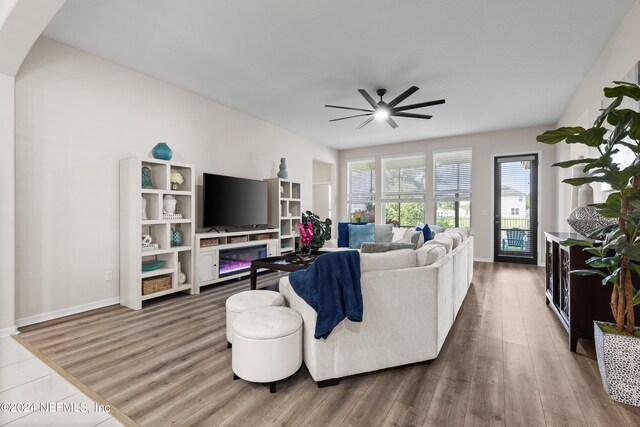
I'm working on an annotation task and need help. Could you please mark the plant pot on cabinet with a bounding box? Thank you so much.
[594,321,640,406]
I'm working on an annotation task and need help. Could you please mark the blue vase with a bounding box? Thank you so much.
[277,157,288,179]
[171,228,182,247]
[152,143,173,160]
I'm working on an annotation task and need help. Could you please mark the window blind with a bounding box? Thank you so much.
[434,149,472,201]
[348,159,375,198]
[382,154,425,200]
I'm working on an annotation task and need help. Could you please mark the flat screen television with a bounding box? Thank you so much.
[202,173,268,228]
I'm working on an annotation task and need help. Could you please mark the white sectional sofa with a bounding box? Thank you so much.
[278,228,473,384]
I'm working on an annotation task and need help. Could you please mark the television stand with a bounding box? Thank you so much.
[194,229,281,293]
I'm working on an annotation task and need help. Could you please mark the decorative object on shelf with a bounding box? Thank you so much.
[594,321,640,406]
[142,259,165,272]
[163,195,177,214]
[152,142,173,160]
[280,185,284,194]
[566,206,616,238]
[142,234,152,245]
[141,196,147,220]
[162,213,183,220]
[200,238,219,247]
[171,227,183,247]
[301,211,332,250]
[297,221,313,255]
[142,274,172,295]
[170,171,184,190]
[537,80,640,405]
[178,261,187,285]
[142,243,159,252]
[141,166,153,189]
[277,158,288,179]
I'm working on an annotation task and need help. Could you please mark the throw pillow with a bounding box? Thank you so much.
[415,245,447,266]
[338,222,367,247]
[361,242,416,253]
[430,225,446,235]
[348,223,375,249]
[446,231,463,248]
[403,228,422,247]
[374,224,393,243]
[424,239,449,253]
[415,224,433,242]
[395,237,417,249]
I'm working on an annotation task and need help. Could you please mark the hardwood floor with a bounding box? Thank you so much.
[16,264,640,426]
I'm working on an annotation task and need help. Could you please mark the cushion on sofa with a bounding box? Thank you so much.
[391,227,406,242]
[348,223,375,249]
[448,227,470,240]
[338,222,367,247]
[360,249,417,273]
[445,231,462,248]
[403,228,424,247]
[415,244,447,266]
[432,234,454,252]
[361,242,416,253]
[424,239,447,252]
[374,224,393,243]
[430,225,446,235]
[415,224,433,242]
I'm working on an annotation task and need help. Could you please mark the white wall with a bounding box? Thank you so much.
[554,1,640,229]
[339,126,557,264]
[15,37,338,321]
[0,74,15,333]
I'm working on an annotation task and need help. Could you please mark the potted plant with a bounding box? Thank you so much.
[537,80,640,406]
[300,211,332,251]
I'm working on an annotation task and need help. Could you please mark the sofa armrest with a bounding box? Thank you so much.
[323,239,338,248]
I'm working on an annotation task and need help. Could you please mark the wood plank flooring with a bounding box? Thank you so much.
[16,264,640,426]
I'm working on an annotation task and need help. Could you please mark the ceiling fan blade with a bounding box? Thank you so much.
[325,104,374,113]
[393,112,432,119]
[356,116,375,129]
[385,117,399,128]
[393,99,445,112]
[329,113,373,122]
[387,86,419,108]
[358,89,379,109]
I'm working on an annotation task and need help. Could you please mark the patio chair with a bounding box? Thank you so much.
[502,228,526,251]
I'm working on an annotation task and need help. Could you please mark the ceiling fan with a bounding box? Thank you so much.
[325,86,445,129]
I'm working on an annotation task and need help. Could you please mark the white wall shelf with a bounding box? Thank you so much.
[265,178,301,253]
[120,157,195,309]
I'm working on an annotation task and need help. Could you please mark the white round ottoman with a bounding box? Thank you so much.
[225,290,284,348]
[232,306,303,393]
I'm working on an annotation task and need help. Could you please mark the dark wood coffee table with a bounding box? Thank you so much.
[250,252,321,290]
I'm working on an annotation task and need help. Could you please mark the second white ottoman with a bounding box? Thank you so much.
[232,306,303,393]
[225,290,284,347]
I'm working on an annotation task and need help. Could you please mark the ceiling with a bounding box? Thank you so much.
[42,0,635,150]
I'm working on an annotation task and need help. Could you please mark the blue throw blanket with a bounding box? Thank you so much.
[288,251,362,339]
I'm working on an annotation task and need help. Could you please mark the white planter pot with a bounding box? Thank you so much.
[594,321,640,406]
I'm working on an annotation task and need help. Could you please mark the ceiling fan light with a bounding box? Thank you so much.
[374,108,389,120]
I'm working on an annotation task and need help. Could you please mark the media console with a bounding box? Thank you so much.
[194,229,280,293]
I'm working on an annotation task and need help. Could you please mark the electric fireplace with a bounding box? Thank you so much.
[218,245,267,277]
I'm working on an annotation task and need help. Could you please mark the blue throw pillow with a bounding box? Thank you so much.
[415,224,433,242]
[338,222,367,247]
[348,223,375,249]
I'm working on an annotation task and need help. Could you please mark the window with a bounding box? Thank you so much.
[347,159,375,223]
[434,149,472,228]
[382,154,425,227]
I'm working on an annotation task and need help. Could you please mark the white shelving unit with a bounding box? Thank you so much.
[265,178,301,253]
[120,157,195,309]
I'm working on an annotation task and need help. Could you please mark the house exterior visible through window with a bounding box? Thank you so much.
[434,149,472,228]
[347,158,376,223]
[382,154,426,227]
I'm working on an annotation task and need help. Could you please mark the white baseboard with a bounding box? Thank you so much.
[0,325,18,337]
[16,297,120,328]
[474,257,492,263]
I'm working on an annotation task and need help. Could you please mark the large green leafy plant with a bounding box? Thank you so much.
[301,211,332,250]
[537,81,640,336]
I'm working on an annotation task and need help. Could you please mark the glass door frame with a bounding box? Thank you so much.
[493,153,539,265]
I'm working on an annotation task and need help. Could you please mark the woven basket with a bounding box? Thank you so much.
[200,238,219,247]
[142,275,172,295]
[255,233,272,240]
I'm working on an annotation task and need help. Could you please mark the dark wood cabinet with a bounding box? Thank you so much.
[544,232,615,351]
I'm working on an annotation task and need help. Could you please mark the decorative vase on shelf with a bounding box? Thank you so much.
[171,227,183,247]
[277,157,288,179]
[163,195,177,214]
[152,142,173,160]
[178,261,187,285]
[141,196,147,220]
[171,182,179,191]
[141,166,153,189]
